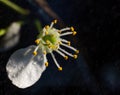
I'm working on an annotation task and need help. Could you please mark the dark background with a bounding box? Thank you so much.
[0,0,120,95]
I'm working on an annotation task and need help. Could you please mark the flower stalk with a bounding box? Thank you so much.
[0,0,29,15]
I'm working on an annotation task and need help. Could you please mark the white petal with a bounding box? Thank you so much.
[6,45,46,89]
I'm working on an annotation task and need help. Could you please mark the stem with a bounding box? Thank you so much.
[0,0,29,15]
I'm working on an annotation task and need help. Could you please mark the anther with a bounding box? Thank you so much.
[68,41,71,46]
[70,27,74,31]
[45,62,49,67]
[76,50,79,54]
[43,51,47,55]
[73,54,78,59]
[58,30,61,33]
[72,31,77,35]
[35,39,40,44]
[46,40,50,45]
[64,56,68,60]
[45,31,48,35]
[58,67,62,71]
[45,25,49,30]
[33,51,37,56]
[53,19,57,24]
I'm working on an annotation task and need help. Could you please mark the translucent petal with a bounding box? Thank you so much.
[6,45,46,89]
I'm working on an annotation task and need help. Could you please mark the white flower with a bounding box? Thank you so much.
[0,22,21,51]
[6,45,46,88]
[33,20,79,71]
[6,20,79,88]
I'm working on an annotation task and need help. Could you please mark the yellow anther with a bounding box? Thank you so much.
[45,31,48,35]
[68,41,71,46]
[58,67,62,71]
[70,27,74,31]
[73,54,78,59]
[58,41,62,44]
[45,62,49,67]
[58,30,61,33]
[76,50,79,54]
[35,39,40,44]
[33,51,37,56]
[48,45,52,49]
[64,56,68,60]
[72,31,77,35]
[53,19,57,24]
[43,51,47,55]
[45,25,49,30]
[46,40,50,45]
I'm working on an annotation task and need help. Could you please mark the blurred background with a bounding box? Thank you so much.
[0,0,120,95]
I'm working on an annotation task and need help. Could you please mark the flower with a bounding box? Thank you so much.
[33,20,79,71]
[6,20,79,88]
[0,22,21,52]
[6,45,46,88]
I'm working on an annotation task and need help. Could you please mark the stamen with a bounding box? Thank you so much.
[50,20,57,29]
[61,39,71,46]
[60,27,70,32]
[58,47,73,57]
[56,50,68,60]
[61,43,77,52]
[45,62,49,67]
[60,32,73,36]
[32,45,40,56]
[50,52,61,69]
